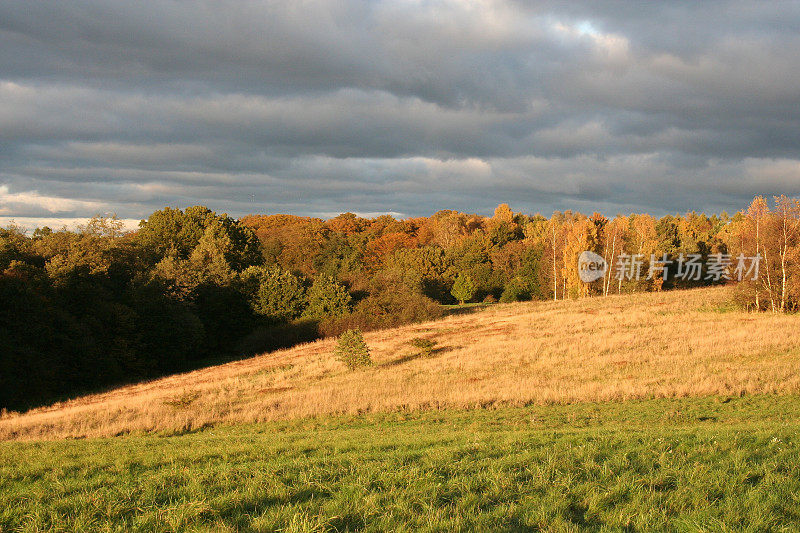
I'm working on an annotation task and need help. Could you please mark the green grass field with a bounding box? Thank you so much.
[2,395,800,532]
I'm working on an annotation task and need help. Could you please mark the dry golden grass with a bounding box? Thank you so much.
[3,286,800,441]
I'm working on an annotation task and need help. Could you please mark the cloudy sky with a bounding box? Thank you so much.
[2,0,800,229]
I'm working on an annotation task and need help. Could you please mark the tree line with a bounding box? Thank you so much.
[1,196,798,410]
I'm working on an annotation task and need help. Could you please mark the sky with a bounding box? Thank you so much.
[2,0,800,230]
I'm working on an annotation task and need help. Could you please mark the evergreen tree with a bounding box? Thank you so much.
[451,272,476,304]
[303,275,351,319]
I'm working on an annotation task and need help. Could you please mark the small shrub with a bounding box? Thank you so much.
[334,329,372,369]
[698,301,739,314]
[409,337,437,357]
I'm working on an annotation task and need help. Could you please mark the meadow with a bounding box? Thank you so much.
[3,286,800,531]
[2,286,800,441]
[2,395,800,531]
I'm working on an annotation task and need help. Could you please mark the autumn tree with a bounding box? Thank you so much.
[363,232,416,272]
[428,210,469,248]
[603,215,627,295]
[543,213,564,300]
[628,214,659,291]
[79,214,127,238]
[773,196,800,311]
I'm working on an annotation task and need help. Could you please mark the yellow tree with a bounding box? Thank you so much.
[736,196,800,312]
[562,216,595,298]
[427,210,468,249]
[492,203,514,224]
[743,196,770,309]
[602,215,627,296]
[631,214,659,290]
[545,213,567,300]
[773,196,800,311]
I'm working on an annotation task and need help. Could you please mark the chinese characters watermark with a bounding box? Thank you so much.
[578,252,761,282]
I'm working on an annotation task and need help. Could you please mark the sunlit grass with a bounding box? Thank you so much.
[3,286,800,440]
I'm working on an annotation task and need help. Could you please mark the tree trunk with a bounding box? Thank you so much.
[755,215,760,310]
[551,224,557,301]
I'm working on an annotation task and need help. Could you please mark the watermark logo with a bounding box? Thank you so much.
[577,251,761,283]
[578,251,607,283]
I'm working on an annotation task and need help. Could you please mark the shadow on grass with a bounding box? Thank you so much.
[442,303,493,317]
[380,346,454,368]
[7,304,465,413]
[235,319,322,359]
[5,320,324,414]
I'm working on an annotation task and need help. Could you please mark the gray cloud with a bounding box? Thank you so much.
[1,0,800,229]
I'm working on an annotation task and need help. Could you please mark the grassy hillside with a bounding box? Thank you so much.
[3,396,800,531]
[2,286,800,530]
[2,286,800,440]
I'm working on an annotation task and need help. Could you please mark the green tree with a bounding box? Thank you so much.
[500,277,532,303]
[241,265,307,322]
[137,206,209,258]
[339,272,443,332]
[0,225,33,270]
[40,229,130,284]
[137,206,262,271]
[152,226,235,298]
[188,226,235,285]
[390,246,452,302]
[303,275,352,319]
[451,273,476,304]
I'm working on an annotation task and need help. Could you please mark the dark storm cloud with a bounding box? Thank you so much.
[1,0,800,228]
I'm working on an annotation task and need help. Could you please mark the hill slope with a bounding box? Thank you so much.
[2,286,799,440]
